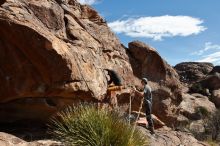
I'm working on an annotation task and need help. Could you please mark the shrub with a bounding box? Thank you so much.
[190,127,207,141]
[195,106,210,118]
[205,109,220,141]
[205,139,219,146]
[190,83,211,96]
[190,109,220,142]
[48,103,148,146]
[190,83,203,93]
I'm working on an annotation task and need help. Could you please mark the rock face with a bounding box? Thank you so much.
[0,0,216,141]
[0,0,133,100]
[139,127,209,146]
[212,89,220,108]
[188,66,220,106]
[174,62,213,84]
[178,94,216,121]
[127,41,180,88]
[125,41,184,126]
[0,0,184,126]
[210,66,220,74]
[0,129,208,146]
[0,132,25,146]
[0,0,135,122]
[200,73,220,90]
[0,0,218,144]
[0,132,61,146]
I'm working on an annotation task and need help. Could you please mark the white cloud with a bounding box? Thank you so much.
[108,15,206,40]
[78,0,97,5]
[197,52,220,63]
[191,42,220,55]
[192,42,220,64]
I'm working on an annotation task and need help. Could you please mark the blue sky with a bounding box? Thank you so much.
[79,0,220,66]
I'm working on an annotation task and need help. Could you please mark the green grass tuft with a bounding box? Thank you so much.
[195,106,210,118]
[48,103,148,146]
[205,139,219,146]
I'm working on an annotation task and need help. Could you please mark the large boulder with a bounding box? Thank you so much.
[125,41,183,126]
[212,89,220,108]
[127,41,181,89]
[0,0,135,122]
[200,73,220,90]
[174,62,213,84]
[209,66,220,74]
[188,66,220,96]
[178,94,216,121]
[0,0,213,133]
[0,1,183,127]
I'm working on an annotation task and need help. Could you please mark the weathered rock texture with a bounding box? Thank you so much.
[178,93,216,121]
[0,132,61,146]
[0,0,185,125]
[139,127,209,146]
[0,0,135,122]
[0,0,134,100]
[212,89,220,108]
[210,66,220,74]
[0,0,6,6]
[125,41,185,126]
[127,41,180,88]
[175,63,220,110]
[199,73,220,90]
[174,62,213,84]
[0,0,218,144]
[0,129,208,146]
[0,0,215,134]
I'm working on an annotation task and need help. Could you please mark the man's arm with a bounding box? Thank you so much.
[131,86,144,97]
[135,90,144,97]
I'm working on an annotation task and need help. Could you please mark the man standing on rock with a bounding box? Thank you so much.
[134,78,155,134]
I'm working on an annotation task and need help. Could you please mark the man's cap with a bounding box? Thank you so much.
[141,78,148,83]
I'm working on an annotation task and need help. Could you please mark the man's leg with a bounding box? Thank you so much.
[145,100,155,134]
